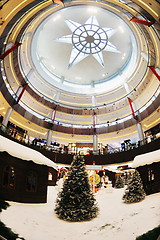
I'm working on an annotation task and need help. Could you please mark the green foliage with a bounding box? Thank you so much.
[0,200,25,240]
[0,221,19,240]
[0,200,10,212]
[114,175,124,188]
[123,170,146,203]
[136,225,160,240]
[55,155,99,221]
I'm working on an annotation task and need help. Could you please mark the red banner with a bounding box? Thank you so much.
[16,84,28,104]
[127,97,137,120]
[148,66,160,81]
[52,108,57,124]
[0,43,22,59]
[52,0,64,6]
[130,18,153,27]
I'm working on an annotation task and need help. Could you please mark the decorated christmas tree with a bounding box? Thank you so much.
[114,175,125,188]
[122,170,146,203]
[54,155,99,221]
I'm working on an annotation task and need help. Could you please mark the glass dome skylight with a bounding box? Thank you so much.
[27,5,138,95]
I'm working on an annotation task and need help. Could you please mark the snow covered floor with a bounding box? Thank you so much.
[1,186,160,240]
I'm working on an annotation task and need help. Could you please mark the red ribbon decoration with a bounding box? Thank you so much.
[57,167,68,178]
[52,0,64,6]
[130,18,153,27]
[148,66,160,81]
[52,107,57,124]
[0,43,22,59]
[127,97,137,120]
[16,84,28,104]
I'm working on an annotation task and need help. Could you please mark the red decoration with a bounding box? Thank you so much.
[92,111,96,128]
[127,97,137,120]
[57,167,68,178]
[148,66,160,81]
[130,18,153,27]
[52,107,57,124]
[52,0,64,6]
[16,84,28,104]
[0,43,22,59]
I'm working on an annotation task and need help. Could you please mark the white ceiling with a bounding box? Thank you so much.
[30,5,138,95]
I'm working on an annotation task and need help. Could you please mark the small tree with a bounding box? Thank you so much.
[122,170,146,203]
[115,175,124,188]
[55,155,99,221]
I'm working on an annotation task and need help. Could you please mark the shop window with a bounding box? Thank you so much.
[148,168,154,182]
[3,166,15,188]
[26,171,37,192]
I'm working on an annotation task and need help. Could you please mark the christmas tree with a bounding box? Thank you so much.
[124,172,133,185]
[114,175,124,188]
[54,155,99,221]
[122,170,146,203]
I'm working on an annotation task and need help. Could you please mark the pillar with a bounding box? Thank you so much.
[136,122,144,141]
[46,130,53,147]
[124,82,130,94]
[2,107,13,127]
[93,134,98,154]
[54,91,60,101]
[92,111,98,154]
[92,95,96,107]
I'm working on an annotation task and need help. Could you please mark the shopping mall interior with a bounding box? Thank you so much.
[0,0,159,159]
[0,2,160,239]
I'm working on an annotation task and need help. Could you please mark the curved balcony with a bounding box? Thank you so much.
[0,0,159,140]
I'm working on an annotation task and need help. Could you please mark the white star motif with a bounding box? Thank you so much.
[54,16,120,68]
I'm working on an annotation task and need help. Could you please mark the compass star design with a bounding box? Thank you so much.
[54,16,120,68]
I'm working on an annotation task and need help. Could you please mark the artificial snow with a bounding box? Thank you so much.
[132,149,160,168]
[0,135,58,170]
[1,186,160,240]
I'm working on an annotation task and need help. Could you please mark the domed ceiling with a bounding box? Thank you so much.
[0,0,159,145]
[29,5,138,95]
